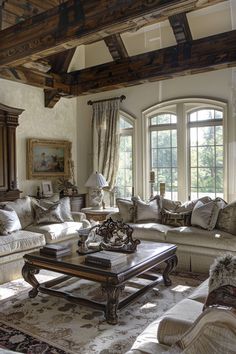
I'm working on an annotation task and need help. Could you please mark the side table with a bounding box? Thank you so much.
[81,207,118,222]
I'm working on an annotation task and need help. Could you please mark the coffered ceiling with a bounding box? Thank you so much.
[0,0,235,108]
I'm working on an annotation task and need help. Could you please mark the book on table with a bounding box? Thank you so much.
[40,244,71,257]
[85,251,127,267]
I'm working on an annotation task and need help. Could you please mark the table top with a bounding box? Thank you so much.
[81,207,118,214]
[24,241,177,285]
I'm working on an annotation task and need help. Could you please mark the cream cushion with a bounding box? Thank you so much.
[188,279,209,303]
[25,221,83,243]
[1,196,34,228]
[129,223,171,242]
[135,199,160,223]
[0,208,21,235]
[166,226,236,251]
[191,200,220,230]
[116,198,135,223]
[0,230,45,256]
[216,201,236,235]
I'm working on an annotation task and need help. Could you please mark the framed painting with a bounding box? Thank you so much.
[27,139,72,179]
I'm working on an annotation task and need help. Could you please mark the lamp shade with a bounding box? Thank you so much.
[85,171,108,188]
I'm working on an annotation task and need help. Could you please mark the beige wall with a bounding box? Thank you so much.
[77,68,236,202]
[0,79,78,197]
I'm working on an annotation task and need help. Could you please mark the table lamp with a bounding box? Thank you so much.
[85,171,109,210]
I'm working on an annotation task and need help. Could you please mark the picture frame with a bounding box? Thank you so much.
[27,138,72,179]
[41,180,53,197]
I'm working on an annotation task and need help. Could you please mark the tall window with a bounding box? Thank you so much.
[149,113,178,200]
[143,99,226,201]
[189,108,223,199]
[116,114,134,198]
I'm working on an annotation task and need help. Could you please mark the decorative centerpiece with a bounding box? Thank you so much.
[79,218,140,253]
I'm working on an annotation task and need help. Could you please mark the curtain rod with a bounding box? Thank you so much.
[87,95,126,105]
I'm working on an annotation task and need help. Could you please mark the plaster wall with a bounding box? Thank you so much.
[0,79,78,197]
[77,68,236,202]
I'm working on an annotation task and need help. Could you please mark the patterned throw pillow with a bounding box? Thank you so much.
[116,198,135,223]
[0,196,34,228]
[191,200,220,231]
[161,209,192,227]
[134,198,161,223]
[33,203,63,224]
[0,206,22,235]
[216,201,236,235]
[39,197,73,222]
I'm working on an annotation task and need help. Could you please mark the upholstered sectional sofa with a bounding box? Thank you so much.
[0,196,90,284]
[110,196,236,273]
[125,254,236,354]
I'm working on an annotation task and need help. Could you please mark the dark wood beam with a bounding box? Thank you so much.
[0,0,226,67]
[104,34,128,61]
[47,48,76,73]
[169,13,192,43]
[68,30,236,96]
[0,65,71,95]
[44,89,62,108]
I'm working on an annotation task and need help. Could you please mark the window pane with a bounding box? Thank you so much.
[190,128,197,146]
[198,146,215,167]
[151,148,158,168]
[158,130,171,147]
[191,168,198,188]
[198,168,215,192]
[151,131,158,147]
[150,113,177,125]
[215,110,223,119]
[216,146,223,167]
[172,130,177,147]
[158,148,171,167]
[216,168,223,191]
[189,111,197,122]
[172,148,177,167]
[197,109,214,121]
[119,117,133,129]
[215,126,223,145]
[198,126,214,146]
[191,147,197,167]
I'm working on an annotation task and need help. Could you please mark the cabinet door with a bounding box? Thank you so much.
[0,125,8,191]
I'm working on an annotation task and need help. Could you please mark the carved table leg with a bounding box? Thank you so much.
[22,262,40,298]
[102,284,123,325]
[163,255,178,286]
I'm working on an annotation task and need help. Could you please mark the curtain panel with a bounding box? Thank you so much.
[92,98,120,190]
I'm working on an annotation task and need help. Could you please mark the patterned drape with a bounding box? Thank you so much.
[92,98,120,190]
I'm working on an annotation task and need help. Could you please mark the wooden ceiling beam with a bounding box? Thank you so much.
[104,34,128,61]
[0,0,227,67]
[169,12,192,43]
[0,65,71,94]
[44,88,62,108]
[47,47,76,73]
[68,30,236,96]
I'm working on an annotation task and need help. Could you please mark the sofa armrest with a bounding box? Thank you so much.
[158,317,193,346]
[72,212,91,229]
[106,212,122,221]
[72,212,86,222]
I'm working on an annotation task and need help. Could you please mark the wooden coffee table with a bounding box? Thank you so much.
[22,241,177,324]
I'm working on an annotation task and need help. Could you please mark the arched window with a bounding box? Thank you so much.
[143,98,227,201]
[188,108,224,199]
[149,112,178,200]
[116,112,135,199]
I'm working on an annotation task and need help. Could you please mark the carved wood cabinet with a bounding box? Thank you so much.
[0,103,24,202]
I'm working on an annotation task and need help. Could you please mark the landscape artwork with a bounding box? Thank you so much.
[27,139,71,179]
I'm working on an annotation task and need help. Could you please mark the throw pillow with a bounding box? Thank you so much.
[0,196,34,228]
[0,206,21,235]
[216,201,236,235]
[134,198,161,223]
[116,198,135,223]
[162,198,181,211]
[191,200,220,231]
[161,209,192,227]
[33,203,63,224]
[175,196,212,213]
[39,197,73,222]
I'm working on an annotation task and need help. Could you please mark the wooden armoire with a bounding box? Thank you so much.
[0,103,24,202]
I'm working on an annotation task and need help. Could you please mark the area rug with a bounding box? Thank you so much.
[0,271,207,354]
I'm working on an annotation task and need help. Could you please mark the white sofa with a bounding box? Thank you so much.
[109,196,236,273]
[0,196,90,284]
[126,254,236,354]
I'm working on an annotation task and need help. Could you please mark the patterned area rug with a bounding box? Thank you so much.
[0,271,207,354]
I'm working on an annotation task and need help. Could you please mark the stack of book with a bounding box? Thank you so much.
[40,244,71,257]
[85,251,127,267]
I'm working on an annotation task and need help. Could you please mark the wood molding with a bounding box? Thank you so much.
[44,89,62,108]
[0,0,227,67]
[68,30,236,95]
